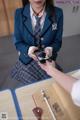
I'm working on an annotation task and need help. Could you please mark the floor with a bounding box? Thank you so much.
[0,35,80,90]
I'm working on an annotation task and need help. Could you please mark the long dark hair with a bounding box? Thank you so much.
[22,0,54,7]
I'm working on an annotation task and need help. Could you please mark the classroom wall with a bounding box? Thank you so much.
[55,1,80,37]
[0,0,22,37]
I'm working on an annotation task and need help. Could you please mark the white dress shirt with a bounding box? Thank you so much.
[71,79,80,107]
[30,5,46,30]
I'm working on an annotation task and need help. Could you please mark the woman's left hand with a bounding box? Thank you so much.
[44,47,53,58]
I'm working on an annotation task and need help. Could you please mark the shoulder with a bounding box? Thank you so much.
[54,6,63,14]
[15,3,30,18]
[54,6,63,18]
[14,7,24,25]
[49,5,63,17]
[15,8,23,16]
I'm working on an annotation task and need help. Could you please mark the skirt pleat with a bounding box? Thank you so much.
[11,60,50,85]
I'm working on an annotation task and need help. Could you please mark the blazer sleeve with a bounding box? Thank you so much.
[51,9,63,53]
[13,9,29,55]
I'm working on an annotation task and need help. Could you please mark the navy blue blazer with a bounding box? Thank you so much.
[14,4,63,65]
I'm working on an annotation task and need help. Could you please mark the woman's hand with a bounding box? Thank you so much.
[38,61,55,76]
[44,47,53,58]
[28,46,38,61]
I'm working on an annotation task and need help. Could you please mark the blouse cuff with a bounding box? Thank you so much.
[71,80,80,107]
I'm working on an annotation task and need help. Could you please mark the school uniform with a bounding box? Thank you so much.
[11,4,63,85]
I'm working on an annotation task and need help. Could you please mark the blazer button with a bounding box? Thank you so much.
[41,37,44,41]
[42,45,45,48]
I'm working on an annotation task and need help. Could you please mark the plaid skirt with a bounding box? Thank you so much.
[11,60,50,85]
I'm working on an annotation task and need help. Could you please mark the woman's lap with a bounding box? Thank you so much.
[10,60,50,85]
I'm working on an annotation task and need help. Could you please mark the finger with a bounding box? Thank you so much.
[45,50,51,57]
[33,47,38,53]
[28,53,37,60]
[45,49,49,54]
[31,54,36,59]
[32,54,38,60]
[28,47,38,55]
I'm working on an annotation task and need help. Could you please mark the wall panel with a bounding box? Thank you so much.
[0,0,22,37]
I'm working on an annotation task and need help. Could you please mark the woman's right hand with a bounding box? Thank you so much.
[28,46,38,61]
[38,61,56,76]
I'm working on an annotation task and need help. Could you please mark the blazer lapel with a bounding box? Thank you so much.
[22,4,55,37]
[22,4,33,36]
[41,6,54,36]
[41,15,52,36]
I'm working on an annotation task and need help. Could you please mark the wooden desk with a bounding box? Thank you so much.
[15,69,80,120]
[0,90,18,120]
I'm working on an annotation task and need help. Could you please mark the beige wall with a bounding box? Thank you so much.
[54,1,80,37]
[0,0,22,37]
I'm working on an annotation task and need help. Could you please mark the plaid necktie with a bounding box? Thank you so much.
[34,16,41,41]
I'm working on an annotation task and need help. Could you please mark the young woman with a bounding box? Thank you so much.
[11,0,63,85]
[39,61,80,107]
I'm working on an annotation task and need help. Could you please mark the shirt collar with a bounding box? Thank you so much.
[30,4,45,18]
